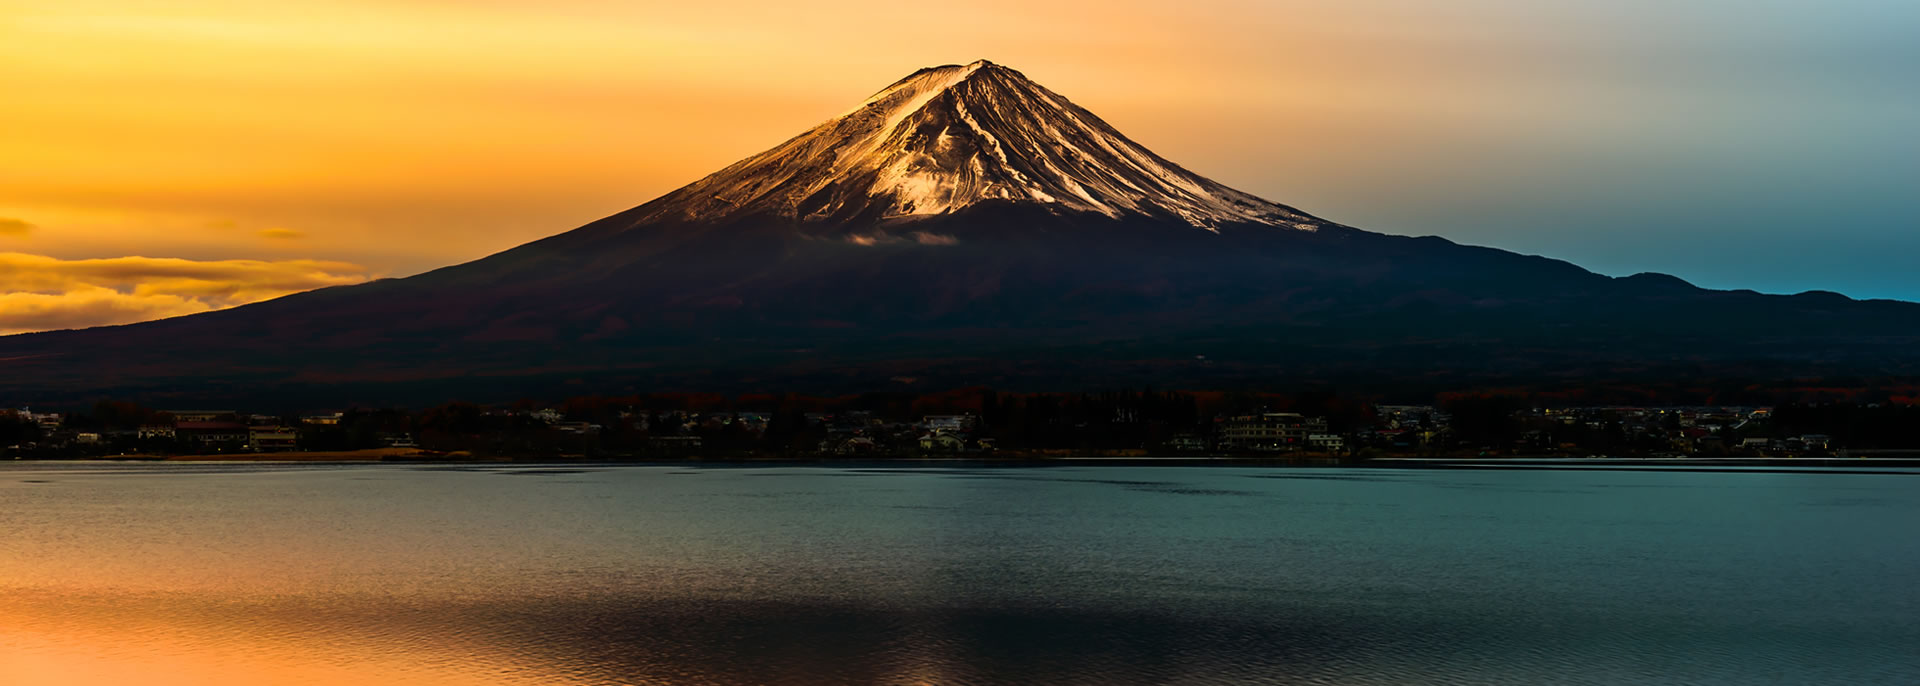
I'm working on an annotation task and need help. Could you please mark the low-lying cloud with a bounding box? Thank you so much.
[841,231,960,247]
[0,252,373,335]
[0,218,33,236]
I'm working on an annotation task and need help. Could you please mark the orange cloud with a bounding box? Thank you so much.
[0,252,372,334]
[257,227,304,239]
[0,218,32,236]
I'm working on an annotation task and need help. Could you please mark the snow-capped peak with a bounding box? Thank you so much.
[634,61,1321,231]
[842,60,990,120]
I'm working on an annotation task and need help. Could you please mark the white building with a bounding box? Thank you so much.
[1307,433,1345,452]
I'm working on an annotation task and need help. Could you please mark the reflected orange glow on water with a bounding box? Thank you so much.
[0,592,568,686]
[1,632,518,686]
[6,463,1917,685]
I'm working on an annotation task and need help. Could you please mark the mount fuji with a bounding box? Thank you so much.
[4,60,1917,403]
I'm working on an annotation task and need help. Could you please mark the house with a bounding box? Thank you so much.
[1307,433,1345,452]
[168,410,235,423]
[823,436,878,454]
[138,424,177,440]
[918,433,965,452]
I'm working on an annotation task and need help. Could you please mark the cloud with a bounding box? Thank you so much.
[257,227,305,239]
[0,288,211,335]
[0,252,373,335]
[844,231,959,247]
[0,218,33,236]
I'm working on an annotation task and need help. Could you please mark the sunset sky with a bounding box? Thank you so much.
[3,0,1916,333]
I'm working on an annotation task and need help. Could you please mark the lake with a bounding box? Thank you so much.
[3,462,1916,685]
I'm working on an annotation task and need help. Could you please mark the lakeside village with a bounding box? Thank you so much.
[5,391,1918,461]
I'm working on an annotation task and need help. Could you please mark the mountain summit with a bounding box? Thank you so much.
[2,61,1916,403]
[628,60,1316,230]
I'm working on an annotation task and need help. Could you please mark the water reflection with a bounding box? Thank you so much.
[2,463,1917,685]
[0,587,1457,685]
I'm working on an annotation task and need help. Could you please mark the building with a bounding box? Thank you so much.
[1376,405,1442,430]
[137,424,177,440]
[169,410,235,423]
[1307,433,1345,452]
[922,414,976,432]
[175,421,249,446]
[1167,434,1208,453]
[1217,413,1328,452]
[552,421,601,434]
[646,436,703,454]
[248,426,299,452]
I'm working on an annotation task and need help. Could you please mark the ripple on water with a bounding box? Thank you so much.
[1,463,1915,685]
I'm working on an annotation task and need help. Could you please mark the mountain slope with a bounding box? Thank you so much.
[2,61,1917,403]
[628,60,1315,230]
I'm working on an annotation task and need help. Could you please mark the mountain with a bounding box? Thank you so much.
[4,60,1918,404]
[632,60,1313,229]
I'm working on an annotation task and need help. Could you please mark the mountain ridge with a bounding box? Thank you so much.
[1,60,1916,403]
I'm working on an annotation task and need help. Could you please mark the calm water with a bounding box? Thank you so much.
[2,462,1916,685]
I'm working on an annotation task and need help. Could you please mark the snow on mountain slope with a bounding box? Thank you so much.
[630,60,1322,232]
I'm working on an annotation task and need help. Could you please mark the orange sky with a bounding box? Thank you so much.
[4,0,1916,332]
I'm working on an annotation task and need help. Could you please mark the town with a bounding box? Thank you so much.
[5,390,1917,461]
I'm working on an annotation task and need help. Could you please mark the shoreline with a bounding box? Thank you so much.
[10,454,1920,474]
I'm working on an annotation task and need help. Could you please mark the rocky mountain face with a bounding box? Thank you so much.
[3,61,1916,403]
[624,60,1314,230]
